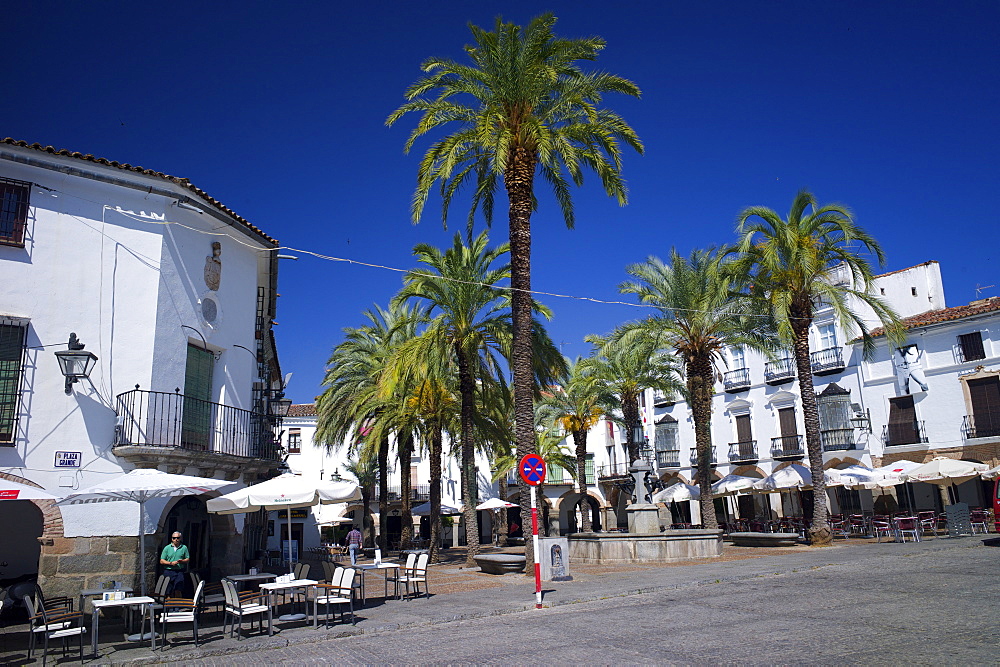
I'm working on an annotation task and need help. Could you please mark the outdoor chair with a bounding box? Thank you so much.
[314,568,355,627]
[829,515,849,538]
[31,584,74,614]
[872,515,895,543]
[158,580,204,648]
[189,573,225,615]
[849,515,869,537]
[970,508,989,534]
[917,511,938,536]
[385,552,416,601]
[894,516,920,542]
[23,592,87,665]
[406,553,430,600]
[221,578,269,640]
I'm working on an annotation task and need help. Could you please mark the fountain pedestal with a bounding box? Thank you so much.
[626,503,661,534]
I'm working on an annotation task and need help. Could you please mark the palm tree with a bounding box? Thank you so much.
[537,357,612,532]
[388,13,643,554]
[342,457,376,546]
[315,302,424,552]
[392,231,514,566]
[618,248,775,531]
[731,190,903,545]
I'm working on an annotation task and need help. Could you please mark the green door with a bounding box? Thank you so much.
[182,345,214,450]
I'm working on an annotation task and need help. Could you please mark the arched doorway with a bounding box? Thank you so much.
[163,496,212,593]
[562,493,602,534]
[0,499,43,587]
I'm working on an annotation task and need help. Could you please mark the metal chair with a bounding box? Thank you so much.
[23,593,87,665]
[407,553,430,599]
[314,568,355,627]
[385,553,416,601]
[872,515,895,543]
[158,580,204,648]
[894,516,921,542]
[970,508,989,534]
[917,511,938,536]
[189,573,225,615]
[221,578,269,640]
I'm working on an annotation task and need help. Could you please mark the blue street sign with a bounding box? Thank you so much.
[519,454,546,486]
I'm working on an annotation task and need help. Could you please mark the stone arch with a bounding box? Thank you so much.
[556,488,604,534]
[0,472,63,540]
[730,465,765,479]
[658,471,690,485]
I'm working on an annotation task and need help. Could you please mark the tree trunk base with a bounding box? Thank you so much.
[809,525,833,546]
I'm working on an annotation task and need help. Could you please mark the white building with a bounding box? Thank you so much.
[0,139,286,596]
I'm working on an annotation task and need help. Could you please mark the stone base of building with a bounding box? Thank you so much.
[568,529,723,564]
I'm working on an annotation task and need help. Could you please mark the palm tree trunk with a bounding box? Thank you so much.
[399,433,413,548]
[574,430,593,532]
[456,343,481,566]
[360,487,372,547]
[791,311,831,546]
[429,422,443,563]
[506,147,537,571]
[498,476,509,547]
[377,435,389,552]
[623,397,640,465]
[688,355,718,530]
[538,483,549,537]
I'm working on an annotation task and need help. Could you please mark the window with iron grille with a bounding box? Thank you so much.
[287,428,301,454]
[0,178,30,247]
[0,320,27,443]
[584,453,595,485]
[958,332,986,363]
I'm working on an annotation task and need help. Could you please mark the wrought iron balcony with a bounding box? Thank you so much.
[882,421,929,447]
[653,392,676,407]
[963,414,1000,439]
[764,357,796,385]
[771,435,805,460]
[810,347,846,375]
[655,449,681,468]
[115,387,281,461]
[597,462,631,479]
[728,440,758,463]
[723,367,751,393]
[821,428,857,451]
[689,449,717,466]
[384,485,431,501]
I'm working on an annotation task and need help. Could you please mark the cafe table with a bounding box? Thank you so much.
[224,572,277,591]
[258,578,318,633]
[351,562,400,605]
[90,595,155,657]
[79,585,133,614]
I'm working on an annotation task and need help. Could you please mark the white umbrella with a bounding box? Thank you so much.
[651,482,700,503]
[902,457,989,506]
[59,469,231,596]
[754,464,813,492]
[981,464,1000,481]
[873,459,922,486]
[711,474,759,497]
[411,501,462,516]
[825,465,881,490]
[476,497,517,510]
[0,479,62,501]
[207,473,360,571]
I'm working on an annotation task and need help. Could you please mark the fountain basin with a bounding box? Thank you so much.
[568,529,722,564]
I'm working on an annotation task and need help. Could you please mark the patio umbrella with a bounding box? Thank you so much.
[59,468,231,596]
[0,478,62,501]
[980,464,1000,480]
[475,497,517,510]
[206,473,360,571]
[711,474,758,497]
[825,465,881,490]
[411,501,462,516]
[753,464,813,491]
[902,457,988,506]
[651,482,700,503]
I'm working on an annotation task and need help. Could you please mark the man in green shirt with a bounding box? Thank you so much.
[159,532,189,596]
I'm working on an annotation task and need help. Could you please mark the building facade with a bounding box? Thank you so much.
[0,139,285,597]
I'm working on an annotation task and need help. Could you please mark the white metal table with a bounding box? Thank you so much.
[90,595,155,657]
[351,562,400,604]
[258,578,317,633]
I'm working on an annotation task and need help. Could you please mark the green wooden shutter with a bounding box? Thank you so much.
[182,344,214,449]
[0,323,26,442]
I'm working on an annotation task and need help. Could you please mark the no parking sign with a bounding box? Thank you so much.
[519,454,546,486]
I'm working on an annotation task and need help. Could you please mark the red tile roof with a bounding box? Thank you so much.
[287,403,317,417]
[1,138,277,245]
[868,297,1000,337]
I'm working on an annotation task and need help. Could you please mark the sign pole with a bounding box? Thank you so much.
[531,485,542,609]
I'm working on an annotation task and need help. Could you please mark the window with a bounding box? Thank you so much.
[958,332,986,363]
[0,320,27,443]
[287,428,301,454]
[968,377,1000,438]
[654,417,680,467]
[548,465,564,483]
[817,324,838,350]
[0,178,30,247]
[585,453,595,485]
[886,395,921,445]
[730,346,746,370]
[181,344,214,450]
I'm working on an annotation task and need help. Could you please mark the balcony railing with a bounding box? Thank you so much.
[384,485,431,501]
[723,368,751,393]
[963,414,1000,439]
[764,358,796,385]
[821,428,856,451]
[597,462,631,478]
[810,347,846,375]
[882,421,929,447]
[728,440,758,463]
[115,388,280,461]
[771,435,805,460]
[689,450,717,466]
[655,449,680,468]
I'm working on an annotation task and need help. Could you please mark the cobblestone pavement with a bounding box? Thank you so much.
[3,535,996,665]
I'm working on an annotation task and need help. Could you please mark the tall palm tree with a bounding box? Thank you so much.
[388,13,643,554]
[618,248,774,530]
[392,231,515,566]
[315,302,424,552]
[537,357,612,532]
[731,190,903,545]
[342,457,376,546]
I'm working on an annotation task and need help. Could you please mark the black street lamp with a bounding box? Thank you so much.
[54,333,98,394]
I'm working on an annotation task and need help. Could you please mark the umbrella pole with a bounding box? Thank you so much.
[139,500,147,597]
[287,508,294,573]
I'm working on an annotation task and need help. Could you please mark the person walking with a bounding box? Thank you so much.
[159,531,189,596]
[345,526,363,565]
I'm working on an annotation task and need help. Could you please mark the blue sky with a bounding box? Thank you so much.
[7,1,998,403]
